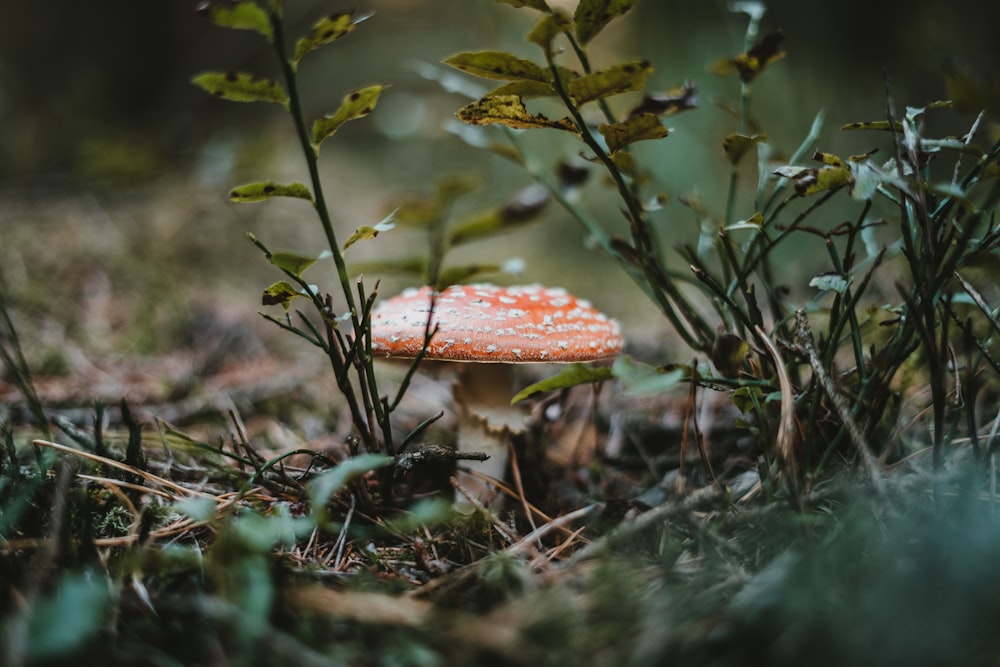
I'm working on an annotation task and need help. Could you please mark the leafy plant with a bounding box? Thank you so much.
[191,1,409,478]
[443,0,1000,493]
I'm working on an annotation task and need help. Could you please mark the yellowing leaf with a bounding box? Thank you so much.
[814,151,845,168]
[711,332,750,378]
[574,0,639,46]
[774,165,850,196]
[293,12,369,67]
[229,181,313,203]
[723,133,766,165]
[598,113,668,153]
[262,281,303,310]
[198,2,273,41]
[710,30,785,83]
[343,213,396,251]
[567,60,652,105]
[527,11,572,54]
[312,85,386,147]
[443,50,549,82]
[456,95,578,132]
[191,71,288,106]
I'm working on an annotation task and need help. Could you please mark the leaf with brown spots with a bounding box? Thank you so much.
[598,113,668,154]
[293,12,369,68]
[443,51,549,83]
[574,0,639,46]
[627,81,698,118]
[841,120,903,132]
[456,95,578,132]
[311,85,386,148]
[229,181,313,203]
[191,71,288,106]
[262,281,302,310]
[495,0,552,10]
[710,29,785,83]
[567,60,652,105]
[772,163,850,196]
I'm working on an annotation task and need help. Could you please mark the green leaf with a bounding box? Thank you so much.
[487,80,557,98]
[732,385,764,413]
[436,264,508,288]
[312,84,386,147]
[568,60,652,105]
[27,572,110,661]
[598,114,668,153]
[449,185,549,245]
[198,1,273,41]
[229,181,313,203]
[456,95,578,132]
[269,250,325,278]
[172,496,218,522]
[262,280,306,309]
[309,453,394,510]
[495,0,552,11]
[574,0,639,45]
[347,256,427,278]
[511,363,614,404]
[723,133,767,165]
[443,50,549,82]
[612,356,684,396]
[191,71,288,106]
[293,11,369,67]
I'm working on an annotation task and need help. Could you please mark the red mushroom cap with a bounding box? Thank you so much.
[370,284,623,363]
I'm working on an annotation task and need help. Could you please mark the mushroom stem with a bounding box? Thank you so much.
[452,363,527,509]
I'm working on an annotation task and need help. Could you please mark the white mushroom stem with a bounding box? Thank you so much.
[452,363,527,509]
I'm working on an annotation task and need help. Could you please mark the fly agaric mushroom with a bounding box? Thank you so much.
[370,283,622,507]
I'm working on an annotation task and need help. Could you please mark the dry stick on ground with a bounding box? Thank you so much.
[560,483,725,568]
[34,439,214,498]
[506,440,540,548]
[507,504,597,557]
[754,325,800,498]
[788,310,886,496]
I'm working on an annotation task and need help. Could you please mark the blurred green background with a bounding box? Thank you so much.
[1,0,997,365]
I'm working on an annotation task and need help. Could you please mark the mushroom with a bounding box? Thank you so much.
[369,283,623,507]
